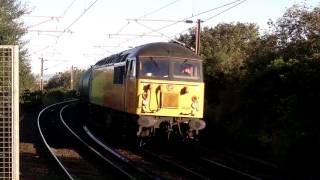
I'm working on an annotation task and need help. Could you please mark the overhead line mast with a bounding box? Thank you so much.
[195,19,201,55]
[70,65,74,90]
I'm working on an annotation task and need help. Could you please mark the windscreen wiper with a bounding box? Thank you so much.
[150,57,159,70]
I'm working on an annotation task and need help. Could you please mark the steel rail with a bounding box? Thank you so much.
[37,100,77,180]
[83,126,159,179]
[200,157,262,180]
[59,104,136,180]
[193,144,280,179]
[138,148,211,180]
[224,150,279,169]
[83,126,129,163]
[83,121,210,179]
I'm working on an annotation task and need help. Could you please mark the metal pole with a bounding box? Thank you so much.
[12,45,19,180]
[70,65,74,90]
[40,58,43,91]
[195,19,201,55]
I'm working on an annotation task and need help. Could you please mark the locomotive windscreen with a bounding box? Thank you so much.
[140,58,169,78]
[139,58,203,81]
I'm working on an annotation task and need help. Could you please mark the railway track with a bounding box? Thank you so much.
[193,144,298,180]
[37,100,145,179]
[38,101,298,179]
[82,118,262,180]
[84,125,207,179]
[60,103,158,180]
[138,147,261,180]
[37,100,77,179]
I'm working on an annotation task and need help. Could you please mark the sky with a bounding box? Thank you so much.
[21,0,319,77]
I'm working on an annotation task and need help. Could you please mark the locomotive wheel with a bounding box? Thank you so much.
[156,122,172,141]
[137,128,151,147]
[137,137,146,147]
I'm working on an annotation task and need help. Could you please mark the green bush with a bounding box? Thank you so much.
[41,88,65,106]
[20,90,43,112]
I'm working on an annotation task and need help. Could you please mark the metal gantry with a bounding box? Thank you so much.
[0,46,19,180]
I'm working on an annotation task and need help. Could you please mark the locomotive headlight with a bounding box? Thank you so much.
[191,102,198,109]
[191,96,199,115]
[141,92,149,113]
[192,96,198,104]
[142,99,148,113]
[142,99,148,106]
[142,92,148,100]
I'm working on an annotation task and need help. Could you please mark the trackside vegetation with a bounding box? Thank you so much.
[176,4,320,173]
[20,68,85,111]
[0,0,37,91]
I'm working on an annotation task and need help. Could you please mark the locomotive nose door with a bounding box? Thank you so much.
[124,59,137,113]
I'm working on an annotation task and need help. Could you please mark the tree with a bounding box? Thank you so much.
[268,4,320,61]
[0,0,36,91]
[176,22,260,78]
[201,23,259,77]
[46,68,85,91]
[176,4,320,172]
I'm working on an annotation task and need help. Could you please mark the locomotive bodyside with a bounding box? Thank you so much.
[90,64,124,110]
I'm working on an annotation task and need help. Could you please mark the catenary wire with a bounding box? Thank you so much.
[57,0,99,39]
[116,0,244,47]
[141,0,243,35]
[60,0,77,17]
[114,0,181,35]
[171,0,248,40]
[139,0,181,18]
[204,0,247,22]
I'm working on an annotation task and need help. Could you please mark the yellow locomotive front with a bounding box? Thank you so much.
[85,42,206,141]
[132,56,206,140]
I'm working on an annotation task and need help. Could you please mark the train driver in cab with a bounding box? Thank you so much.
[181,64,194,76]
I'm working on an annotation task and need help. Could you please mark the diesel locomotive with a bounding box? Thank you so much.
[79,42,206,141]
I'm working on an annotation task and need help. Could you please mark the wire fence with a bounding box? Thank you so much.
[0,46,19,180]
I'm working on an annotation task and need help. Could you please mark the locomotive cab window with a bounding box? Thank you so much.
[113,66,125,84]
[139,58,169,78]
[139,58,202,81]
[173,60,201,80]
[127,60,136,78]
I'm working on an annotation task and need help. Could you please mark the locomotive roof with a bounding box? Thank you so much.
[126,42,201,60]
[94,42,201,66]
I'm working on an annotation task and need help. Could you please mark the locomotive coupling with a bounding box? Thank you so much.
[138,116,156,127]
[189,119,206,130]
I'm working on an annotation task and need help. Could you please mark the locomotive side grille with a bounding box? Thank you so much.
[162,92,179,108]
